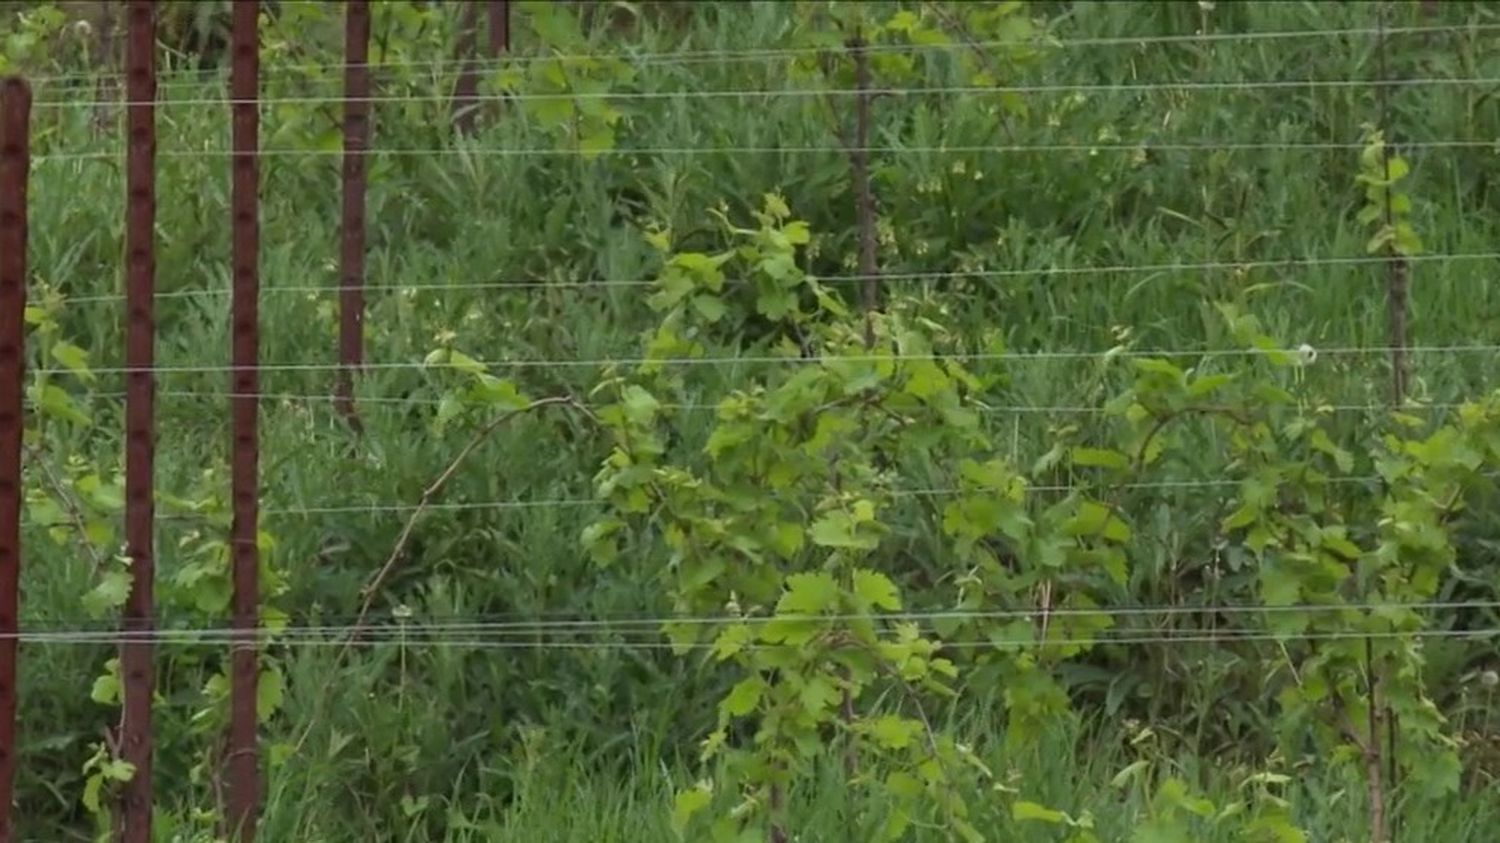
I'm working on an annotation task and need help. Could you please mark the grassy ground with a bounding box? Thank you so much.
[9,0,1500,839]
[256,714,1500,843]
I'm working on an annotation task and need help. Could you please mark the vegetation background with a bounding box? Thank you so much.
[4,1,1500,841]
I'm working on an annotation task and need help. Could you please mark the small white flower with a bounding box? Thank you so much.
[1482,670,1499,688]
[1295,343,1318,366]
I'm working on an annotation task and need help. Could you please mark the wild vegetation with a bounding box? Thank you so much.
[5,1,1500,841]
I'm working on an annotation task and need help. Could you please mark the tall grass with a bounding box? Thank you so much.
[9,1,1500,838]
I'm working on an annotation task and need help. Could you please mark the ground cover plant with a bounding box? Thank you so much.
[5,1,1500,840]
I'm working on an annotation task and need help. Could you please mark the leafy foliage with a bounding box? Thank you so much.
[6,0,1500,840]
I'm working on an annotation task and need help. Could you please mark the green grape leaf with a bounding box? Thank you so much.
[82,570,133,617]
[779,572,841,614]
[852,568,902,611]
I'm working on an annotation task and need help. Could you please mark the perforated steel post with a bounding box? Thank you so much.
[335,0,370,430]
[119,3,157,840]
[228,2,261,839]
[0,75,31,843]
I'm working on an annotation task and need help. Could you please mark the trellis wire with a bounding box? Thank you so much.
[14,597,1500,634]
[25,22,1500,87]
[27,343,1500,379]
[4,6,1498,839]
[45,390,1471,417]
[29,75,1500,110]
[2,627,1496,651]
[49,250,1500,306]
[11,594,1500,627]
[11,597,1500,636]
[31,139,1500,163]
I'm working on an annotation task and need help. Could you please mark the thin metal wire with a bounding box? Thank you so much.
[70,390,1457,417]
[49,598,1500,636]
[25,469,1490,527]
[27,343,1500,379]
[260,465,1500,519]
[17,598,1500,632]
[5,626,1496,649]
[27,23,1500,86]
[30,138,1500,164]
[50,251,1500,306]
[31,76,1500,111]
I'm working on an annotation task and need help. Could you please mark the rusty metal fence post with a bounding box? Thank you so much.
[119,2,158,840]
[0,75,32,843]
[487,1,511,54]
[228,1,261,839]
[335,0,371,431]
[451,1,481,134]
[454,1,509,133]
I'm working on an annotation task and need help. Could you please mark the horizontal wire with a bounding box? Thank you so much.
[16,599,1497,640]
[28,468,1498,527]
[67,389,1455,417]
[31,76,1500,110]
[26,343,1500,379]
[7,627,1497,649]
[224,467,1500,519]
[28,23,1500,87]
[34,138,1500,164]
[20,599,1498,632]
[21,598,1500,634]
[51,251,1500,306]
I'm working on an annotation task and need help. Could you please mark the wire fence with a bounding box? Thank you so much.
[56,390,1478,415]
[39,251,1500,305]
[6,627,1500,650]
[26,139,1500,164]
[5,2,1500,838]
[28,75,1500,111]
[14,597,1500,628]
[25,21,1500,87]
[17,343,1500,379]
[10,598,1500,639]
